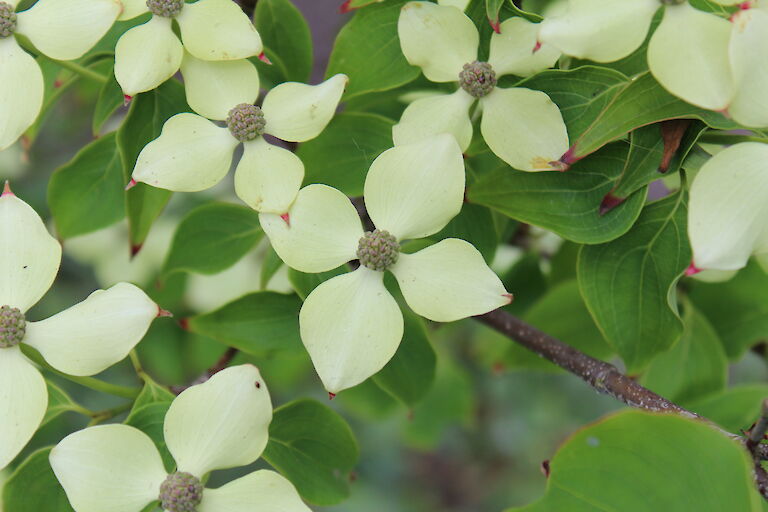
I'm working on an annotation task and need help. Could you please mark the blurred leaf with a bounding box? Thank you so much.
[260,245,284,289]
[433,203,498,263]
[578,192,690,372]
[298,112,394,196]
[548,241,580,286]
[373,311,436,406]
[327,0,420,99]
[288,266,347,300]
[42,381,82,427]
[338,379,400,420]
[641,305,727,405]
[503,280,612,372]
[254,0,313,83]
[125,402,174,472]
[689,260,768,360]
[263,399,359,505]
[688,385,768,433]
[513,410,763,511]
[117,79,189,248]
[500,252,548,315]
[187,292,302,355]
[92,67,123,134]
[2,447,74,512]
[48,132,125,239]
[469,143,647,244]
[163,202,263,277]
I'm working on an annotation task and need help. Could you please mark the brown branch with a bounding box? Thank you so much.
[475,308,768,463]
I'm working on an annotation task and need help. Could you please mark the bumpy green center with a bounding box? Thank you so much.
[0,305,25,348]
[159,472,203,512]
[458,61,497,98]
[357,229,399,271]
[227,104,266,142]
[146,0,184,17]
[0,2,17,39]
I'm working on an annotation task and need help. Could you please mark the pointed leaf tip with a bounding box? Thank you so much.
[2,181,14,197]
[130,243,142,257]
[599,192,625,216]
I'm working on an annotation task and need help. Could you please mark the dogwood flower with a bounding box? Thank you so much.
[395,2,567,172]
[538,0,768,126]
[115,0,263,100]
[260,135,511,393]
[687,142,768,275]
[50,365,309,512]
[0,183,161,471]
[131,73,347,214]
[0,0,121,150]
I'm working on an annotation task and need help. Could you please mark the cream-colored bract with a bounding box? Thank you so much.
[0,189,160,471]
[396,2,568,171]
[50,366,310,512]
[132,75,348,215]
[728,8,768,128]
[261,136,511,393]
[114,0,262,97]
[0,0,119,150]
[688,143,768,272]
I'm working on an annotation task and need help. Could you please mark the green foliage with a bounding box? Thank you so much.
[578,192,690,372]
[2,448,73,512]
[254,0,313,85]
[263,399,359,505]
[125,402,175,471]
[513,410,763,511]
[689,385,768,432]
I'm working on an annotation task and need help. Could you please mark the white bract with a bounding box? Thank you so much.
[0,184,160,471]
[688,142,768,273]
[260,135,511,393]
[0,0,121,150]
[396,1,568,172]
[131,73,348,214]
[50,365,309,512]
[538,0,768,127]
[115,0,263,100]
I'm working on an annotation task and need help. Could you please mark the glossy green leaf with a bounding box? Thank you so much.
[1,447,74,512]
[260,245,284,289]
[48,132,125,239]
[42,381,82,427]
[372,310,436,406]
[299,112,394,196]
[468,143,647,244]
[124,402,174,472]
[432,202,499,263]
[162,202,263,277]
[641,305,727,405]
[92,68,123,135]
[132,376,174,412]
[186,292,302,355]
[513,410,762,511]
[578,192,691,372]
[326,0,420,99]
[254,0,313,83]
[688,385,768,433]
[288,266,347,300]
[689,260,768,360]
[500,252,548,315]
[117,79,189,248]
[263,399,359,505]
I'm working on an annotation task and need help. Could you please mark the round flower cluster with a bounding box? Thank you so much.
[226,104,267,142]
[458,61,497,98]
[146,0,184,18]
[159,472,204,512]
[357,229,400,271]
[0,2,17,39]
[0,305,24,348]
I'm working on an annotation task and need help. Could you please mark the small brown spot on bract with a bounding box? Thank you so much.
[255,381,261,388]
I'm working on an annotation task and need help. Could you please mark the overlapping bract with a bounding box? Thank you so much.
[50,365,310,512]
[260,136,511,393]
[0,0,121,150]
[0,186,159,471]
[395,1,568,172]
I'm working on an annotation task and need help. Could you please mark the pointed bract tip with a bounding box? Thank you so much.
[123,94,133,107]
[559,146,581,166]
[179,317,190,330]
[1,181,14,197]
[548,160,570,172]
[157,307,173,318]
[280,212,290,226]
[328,392,337,400]
[130,243,143,257]
[717,107,731,119]
[257,52,272,65]
[54,79,63,89]
[532,41,542,54]
[502,293,514,304]
[488,17,501,33]
[599,192,625,216]
[339,0,353,13]
[541,460,551,478]
[684,262,702,277]
[125,178,137,191]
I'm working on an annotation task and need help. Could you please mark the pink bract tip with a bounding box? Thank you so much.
[488,17,501,34]
[123,95,133,107]
[532,41,542,54]
[339,0,353,13]
[502,293,514,304]
[328,392,337,400]
[157,307,173,318]
[2,181,14,197]
[684,263,702,276]
[179,317,190,331]
[125,178,137,191]
[599,192,625,216]
[257,52,272,65]
[130,243,143,257]
[280,212,290,226]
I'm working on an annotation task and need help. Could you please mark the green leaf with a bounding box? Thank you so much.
[468,142,647,244]
[372,310,436,406]
[298,112,394,196]
[117,79,189,247]
[48,132,125,239]
[42,381,83,427]
[502,280,613,372]
[689,259,768,360]
[263,399,359,506]
[162,202,263,277]
[641,305,727,405]
[132,376,174,412]
[2,447,74,512]
[288,266,347,300]
[578,191,691,372]
[260,245,284,289]
[326,0,420,99]
[432,203,499,263]
[92,67,123,134]
[513,410,763,511]
[125,402,174,471]
[186,292,303,355]
[688,385,768,433]
[486,0,504,24]
[500,252,548,315]
[253,0,313,83]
